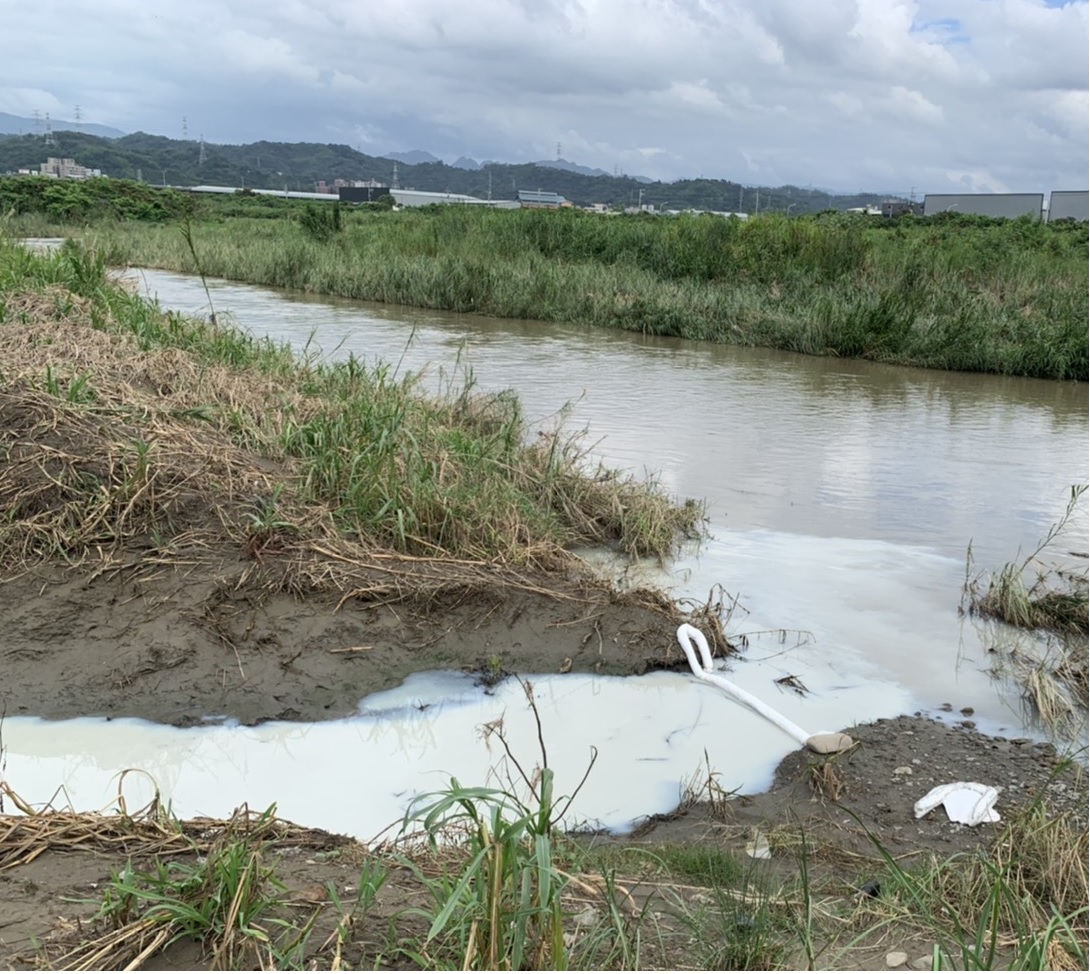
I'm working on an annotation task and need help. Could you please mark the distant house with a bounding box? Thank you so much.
[517,189,570,209]
[39,157,103,180]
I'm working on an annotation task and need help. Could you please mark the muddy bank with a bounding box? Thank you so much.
[2,715,1085,971]
[0,281,713,726]
[628,713,1088,862]
[0,559,692,725]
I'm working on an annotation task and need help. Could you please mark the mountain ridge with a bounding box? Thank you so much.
[0,130,904,213]
[0,111,126,140]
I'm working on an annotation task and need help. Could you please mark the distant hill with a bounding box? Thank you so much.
[381,150,441,166]
[532,157,615,179]
[0,130,904,215]
[0,111,125,139]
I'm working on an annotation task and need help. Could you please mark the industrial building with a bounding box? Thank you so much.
[1046,190,1089,222]
[389,189,517,208]
[517,189,570,208]
[32,157,104,180]
[923,193,1044,220]
[338,185,390,203]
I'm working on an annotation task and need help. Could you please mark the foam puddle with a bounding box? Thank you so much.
[3,667,910,842]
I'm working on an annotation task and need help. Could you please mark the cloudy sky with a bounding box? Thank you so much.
[1,0,1086,193]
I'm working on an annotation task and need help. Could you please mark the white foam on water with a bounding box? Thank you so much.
[2,666,910,843]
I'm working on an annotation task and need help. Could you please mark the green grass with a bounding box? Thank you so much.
[838,797,1089,971]
[0,235,702,565]
[13,192,1083,379]
[963,485,1089,735]
[966,484,1089,634]
[48,806,387,971]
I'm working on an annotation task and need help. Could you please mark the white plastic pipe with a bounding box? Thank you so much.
[676,623,853,755]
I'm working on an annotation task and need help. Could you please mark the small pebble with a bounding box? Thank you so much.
[886,949,909,968]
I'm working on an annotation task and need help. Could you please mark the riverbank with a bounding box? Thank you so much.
[3,177,1087,380]
[0,240,716,725]
[2,715,1085,971]
[1,236,1087,970]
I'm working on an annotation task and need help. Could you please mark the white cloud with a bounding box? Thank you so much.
[883,86,945,125]
[942,169,1012,194]
[0,0,1084,193]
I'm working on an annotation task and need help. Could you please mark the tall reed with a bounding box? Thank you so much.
[66,205,1088,380]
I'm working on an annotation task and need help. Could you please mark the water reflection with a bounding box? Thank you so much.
[129,269,1087,741]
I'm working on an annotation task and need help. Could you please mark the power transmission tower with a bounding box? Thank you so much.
[199,136,207,165]
[556,141,562,161]
[74,105,82,131]
[392,162,399,189]
[182,116,189,140]
[44,113,54,146]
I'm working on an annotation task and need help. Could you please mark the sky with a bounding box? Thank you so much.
[1,0,1087,194]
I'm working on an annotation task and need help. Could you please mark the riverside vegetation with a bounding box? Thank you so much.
[1,206,1087,971]
[3,175,1087,380]
[964,484,1089,739]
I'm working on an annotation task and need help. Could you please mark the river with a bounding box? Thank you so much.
[4,262,1086,837]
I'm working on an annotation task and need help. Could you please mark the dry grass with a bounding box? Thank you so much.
[0,783,362,971]
[0,288,693,634]
[0,780,347,874]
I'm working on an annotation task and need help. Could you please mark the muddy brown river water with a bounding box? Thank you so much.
[4,260,1087,837]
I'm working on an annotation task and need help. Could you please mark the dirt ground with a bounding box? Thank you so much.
[1,712,1084,971]
[0,558,692,726]
[0,285,1085,970]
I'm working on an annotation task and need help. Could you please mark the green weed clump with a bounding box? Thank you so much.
[967,482,1089,634]
[849,798,1089,972]
[963,485,1088,734]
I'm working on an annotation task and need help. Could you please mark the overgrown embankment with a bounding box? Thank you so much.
[964,485,1089,736]
[4,176,1086,380]
[0,237,713,724]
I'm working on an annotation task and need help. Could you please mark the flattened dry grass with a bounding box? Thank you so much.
[0,781,344,875]
[1,784,363,971]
